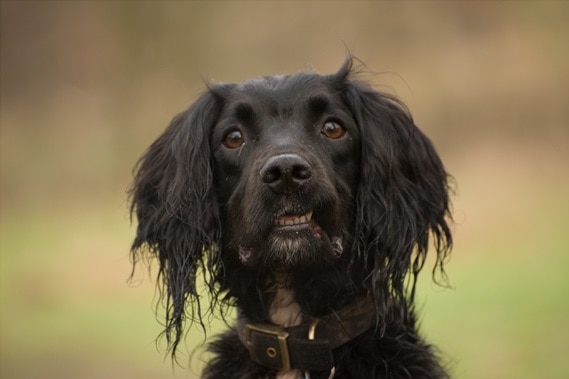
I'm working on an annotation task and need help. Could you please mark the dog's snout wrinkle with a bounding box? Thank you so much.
[260,153,312,193]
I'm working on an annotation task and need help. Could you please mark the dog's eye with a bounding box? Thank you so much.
[223,130,245,149]
[321,121,346,139]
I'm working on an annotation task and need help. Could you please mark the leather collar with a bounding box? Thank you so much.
[236,296,375,372]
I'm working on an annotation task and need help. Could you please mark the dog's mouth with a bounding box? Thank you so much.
[274,210,324,237]
[275,210,313,227]
[237,208,344,266]
[273,209,333,242]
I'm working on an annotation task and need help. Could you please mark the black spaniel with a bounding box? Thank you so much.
[130,58,453,379]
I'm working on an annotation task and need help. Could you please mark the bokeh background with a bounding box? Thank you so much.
[1,1,568,379]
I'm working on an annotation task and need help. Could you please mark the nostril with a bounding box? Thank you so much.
[260,154,312,192]
[292,163,312,180]
[261,166,282,184]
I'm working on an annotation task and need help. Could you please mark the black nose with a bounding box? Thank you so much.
[260,154,312,193]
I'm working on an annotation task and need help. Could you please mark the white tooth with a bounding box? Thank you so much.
[276,212,313,226]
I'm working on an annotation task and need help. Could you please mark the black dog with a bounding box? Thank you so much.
[130,58,453,379]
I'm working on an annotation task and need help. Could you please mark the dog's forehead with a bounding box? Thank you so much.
[226,72,336,112]
[237,72,327,92]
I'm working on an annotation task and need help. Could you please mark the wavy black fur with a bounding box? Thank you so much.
[130,57,453,378]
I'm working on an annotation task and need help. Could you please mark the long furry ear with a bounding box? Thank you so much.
[337,59,453,314]
[129,89,224,354]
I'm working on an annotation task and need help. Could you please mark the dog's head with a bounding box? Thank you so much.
[212,71,361,271]
[130,58,452,352]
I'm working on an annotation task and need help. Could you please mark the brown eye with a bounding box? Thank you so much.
[321,121,346,139]
[223,130,245,149]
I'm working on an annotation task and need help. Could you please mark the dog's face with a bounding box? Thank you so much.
[130,59,452,353]
[212,75,361,269]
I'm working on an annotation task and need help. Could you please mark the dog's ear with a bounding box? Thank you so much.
[335,60,452,311]
[129,88,225,353]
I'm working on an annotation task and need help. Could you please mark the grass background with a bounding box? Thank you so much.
[1,2,568,378]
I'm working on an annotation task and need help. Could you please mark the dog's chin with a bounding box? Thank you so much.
[239,220,344,269]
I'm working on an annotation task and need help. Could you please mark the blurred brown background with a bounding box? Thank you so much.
[1,2,568,379]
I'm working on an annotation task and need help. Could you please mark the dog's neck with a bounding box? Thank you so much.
[240,274,373,379]
[269,287,302,327]
[268,274,304,379]
[269,273,302,379]
[268,273,303,327]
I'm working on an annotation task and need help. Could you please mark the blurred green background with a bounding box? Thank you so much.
[1,2,568,378]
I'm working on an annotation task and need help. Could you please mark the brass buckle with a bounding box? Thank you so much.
[243,323,291,371]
